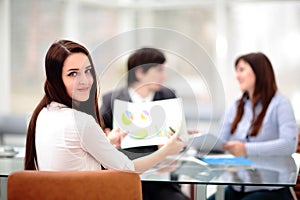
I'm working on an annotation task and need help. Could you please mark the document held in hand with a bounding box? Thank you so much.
[113,98,189,149]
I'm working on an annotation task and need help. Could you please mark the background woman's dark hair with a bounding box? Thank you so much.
[127,47,166,86]
[25,40,104,170]
[230,52,277,136]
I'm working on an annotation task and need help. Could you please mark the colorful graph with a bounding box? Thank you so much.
[113,98,188,149]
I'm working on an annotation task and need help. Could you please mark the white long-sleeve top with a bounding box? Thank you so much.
[35,102,134,171]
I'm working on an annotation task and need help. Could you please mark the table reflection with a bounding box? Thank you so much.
[141,154,299,187]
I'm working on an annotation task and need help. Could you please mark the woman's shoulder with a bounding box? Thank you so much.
[226,98,240,112]
[230,97,242,108]
[47,101,68,110]
[46,102,93,119]
[272,92,291,103]
[266,92,294,113]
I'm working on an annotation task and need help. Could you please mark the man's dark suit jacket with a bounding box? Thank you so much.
[100,86,176,159]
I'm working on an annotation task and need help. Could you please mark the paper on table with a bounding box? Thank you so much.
[113,98,189,149]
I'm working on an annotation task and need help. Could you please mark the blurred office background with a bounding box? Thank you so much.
[1,0,300,146]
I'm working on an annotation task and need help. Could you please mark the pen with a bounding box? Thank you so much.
[169,126,176,133]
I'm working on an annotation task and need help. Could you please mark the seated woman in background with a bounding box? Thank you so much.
[24,39,185,173]
[208,52,298,200]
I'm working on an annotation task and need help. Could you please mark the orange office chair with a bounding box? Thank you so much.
[7,170,142,200]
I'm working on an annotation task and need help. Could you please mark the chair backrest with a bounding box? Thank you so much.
[7,170,142,200]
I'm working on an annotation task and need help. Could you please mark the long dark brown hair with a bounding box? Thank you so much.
[230,52,277,136]
[25,40,104,170]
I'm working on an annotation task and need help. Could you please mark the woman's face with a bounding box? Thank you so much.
[236,59,256,96]
[62,53,94,104]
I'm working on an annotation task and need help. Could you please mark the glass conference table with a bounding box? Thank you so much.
[1,149,300,200]
[140,152,300,200]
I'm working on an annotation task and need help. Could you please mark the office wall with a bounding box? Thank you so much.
[2,0,300,129]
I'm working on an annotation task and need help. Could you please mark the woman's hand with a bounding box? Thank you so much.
[132,131,185,174]
[106,128,127,148]
[162,132,185,155]
[223,141,246,157]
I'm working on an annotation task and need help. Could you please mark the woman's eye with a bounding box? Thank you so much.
[68,72,77,77]
[85,68,92,74]
[236,67,243,73]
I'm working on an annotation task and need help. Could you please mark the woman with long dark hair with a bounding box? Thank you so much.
[209,52,298,200]
[24,40,184,172]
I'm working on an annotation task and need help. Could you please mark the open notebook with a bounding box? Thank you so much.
[113,98,189,149]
